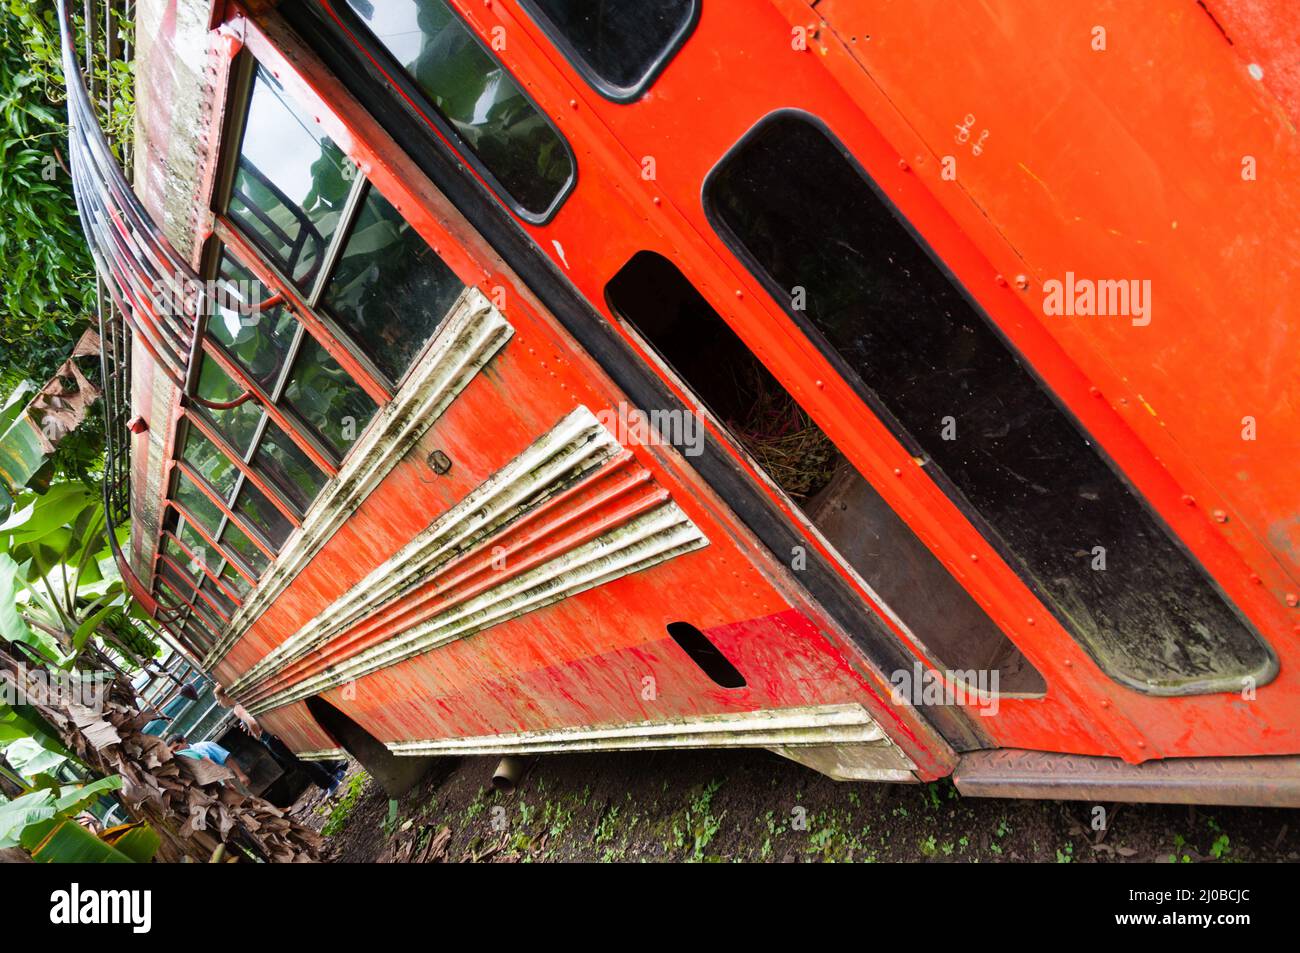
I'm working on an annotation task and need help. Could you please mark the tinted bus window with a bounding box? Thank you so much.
[342,0,575,219]
[520,0,698,100]
[321,183,463,381]
[227,68,351,288]
[704,112,1274,695]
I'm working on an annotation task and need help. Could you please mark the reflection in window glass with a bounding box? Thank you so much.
[220,560,250,597]
[227,67,351,286]
[195,357,262,454]
[181,429,239,500]
[178,522,215,573]
[523,0,696,97]
[221,520,268,575]
[344,0,573,216]
[322,184,463,381]
[254,421,327,514]
[208,253,298,391]
[174,472,223,536]
[281,336,377,457]
[156,580,185,611]
[159,556,196,595]
[233,481,293,549]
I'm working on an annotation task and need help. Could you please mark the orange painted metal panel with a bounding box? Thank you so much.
[182,0,1300,774]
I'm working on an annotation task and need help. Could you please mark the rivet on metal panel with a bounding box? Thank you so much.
[427,450,453,475]
[1213,509,1228,523]
[1286,593,1299,608]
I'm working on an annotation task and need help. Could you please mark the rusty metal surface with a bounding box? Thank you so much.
[954,749,1300,808]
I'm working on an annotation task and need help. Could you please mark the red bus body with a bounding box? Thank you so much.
[85,0,1300,803]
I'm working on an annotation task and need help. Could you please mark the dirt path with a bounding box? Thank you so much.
[293,748,1300,863]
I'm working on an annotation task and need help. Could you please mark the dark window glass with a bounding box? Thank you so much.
[606,250,1044,694]
[344,0,574,217]
[281,336,378,457]
[705,113,1274,694]
[220,560,251,598]
[174,472,223,537]
[208,252,298,391]
[233,481,293,549]
[253,420,327,514]
[194,357,262,454]
[522,0,696,99]
[227,67,351,287]
[200,576,238,617]
[322,184,462,381]
[221,520,268,576]
[181,429,239,500]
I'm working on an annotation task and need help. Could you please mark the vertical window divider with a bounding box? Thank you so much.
[212,215,392,405]
[198,337,340,477]
[168,500,259,587]
[183,410,304,526]
[307,176,368,307]
[173,462,278,561]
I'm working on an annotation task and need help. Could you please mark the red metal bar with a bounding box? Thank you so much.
[167,499,261,588]
[183,409,305,527]
[213,216,393,406]
[174,460,279,561]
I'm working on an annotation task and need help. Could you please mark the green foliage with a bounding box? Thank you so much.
[0,3,133,386]
[0,774,120,848]
[0,5,90,383]
[0,481,156,670]
[322,771,370,836]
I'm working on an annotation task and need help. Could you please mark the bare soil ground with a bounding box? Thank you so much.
[290,748,1300,863]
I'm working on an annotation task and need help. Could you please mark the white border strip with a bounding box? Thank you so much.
[247,499,707,714]
[205,289,513,666]
[229,405,622,697]
[295,747,346,762]
[384,704,915,767]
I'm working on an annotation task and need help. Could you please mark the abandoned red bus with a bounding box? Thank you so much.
[66,0,1300,804]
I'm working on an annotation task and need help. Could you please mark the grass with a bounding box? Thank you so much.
[321,771,370,837]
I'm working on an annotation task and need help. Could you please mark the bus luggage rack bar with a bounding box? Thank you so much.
[58,0,199,390]
[57,0,190,637]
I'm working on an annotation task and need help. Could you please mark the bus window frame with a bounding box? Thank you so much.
[516,0,701,103]
[319,0,578,225]
[701,108,1277,697]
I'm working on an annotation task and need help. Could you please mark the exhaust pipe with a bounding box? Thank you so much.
[492,756,527,793]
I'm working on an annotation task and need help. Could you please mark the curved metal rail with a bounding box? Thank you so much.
[57,0,192,634]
